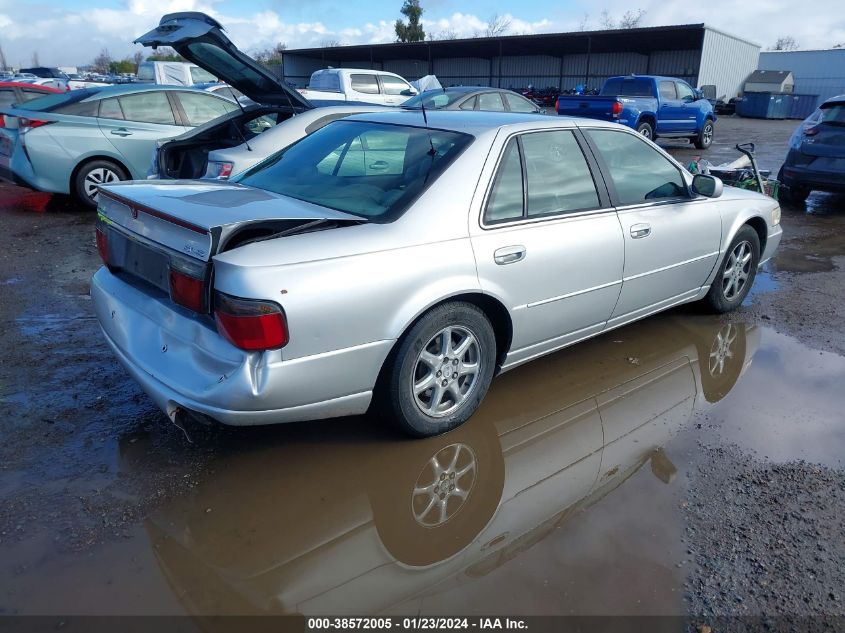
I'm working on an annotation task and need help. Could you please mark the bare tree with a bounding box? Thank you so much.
[771,35,799,51]
[31,51,40,66]
[92,48,111,74]
[254,42,287,65]
[0,42,7,71]
[321,39,341,48]
[133,51,143,71]
[600,9,615,29]
[486,13,512,37]
[577,13,590,31]
[431,29,458,40]
[618,9,646,28]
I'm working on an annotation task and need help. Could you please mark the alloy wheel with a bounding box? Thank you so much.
[83,167,120,202]
[721,240,753,301]
[412,443,477,527]
[412,325,481,418]
[703,123,713,145]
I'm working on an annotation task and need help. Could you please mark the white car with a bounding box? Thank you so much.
[298,68,418,106]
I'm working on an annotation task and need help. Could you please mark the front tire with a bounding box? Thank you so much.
[694,120,714,149]
[74,159,128,209]
[382,302,497,438]
[703,226,760,313]
[636,120,654,140]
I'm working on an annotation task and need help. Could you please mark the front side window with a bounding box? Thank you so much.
[504,93,538,113]
[381,75,412,96]
[117,92,176,125]
[477,93,505,111]
[0,89,15,107]
[676,82,695,101]
[236,121,471,221]
[177,92,236,126]
[586,129,688,205]
[350,74,379,95]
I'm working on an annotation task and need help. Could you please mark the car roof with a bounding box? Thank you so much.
[822,94,845,106]
[342,110,617,136]
[0,82,62,91]
[80,84,230,100]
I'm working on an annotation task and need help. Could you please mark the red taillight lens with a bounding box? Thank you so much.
[0,115,5,128]
[169,268,206,313]
[95,227,109,265]
[19,118,53,131]
[214,292,288,351]
[612,101,623,116]
[804,125,819,136]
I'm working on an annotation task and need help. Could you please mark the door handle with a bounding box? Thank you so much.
[110,128,132,137]
[368,160,389,171]
[630,223,651,239]
[494,245,526,265]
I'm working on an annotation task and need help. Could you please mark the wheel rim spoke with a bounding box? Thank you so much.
[411,443,477,527]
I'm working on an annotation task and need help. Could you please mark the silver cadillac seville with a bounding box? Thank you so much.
[91,110,782,437]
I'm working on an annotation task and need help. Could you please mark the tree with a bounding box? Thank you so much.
[600,8,646,29]
[486,13,512,37]
[31,51,40,66]
[577,13,590,31]
[321,39,341,48]
[0,42,7,71]
[430,29,458,40]
[133,51,143,72]
[109,58,136,74]
[771,36,799,51]
[146,47,183,62]
[395,0,425,42]
[254,42,287,65]
[92,48,111,74]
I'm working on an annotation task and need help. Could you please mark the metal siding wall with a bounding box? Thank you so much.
[382,59,428,80]
[648,49,699,76]
[759,50,845,103]
[432,57,491,86]
[282,55,334,87]
[588,52,648,75]
[698,28,761,99]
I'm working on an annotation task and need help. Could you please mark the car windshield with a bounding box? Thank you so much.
[402,91,465,110]
[236,120,472,221]
[600,79,655,97]
[14,88,99,111]
[819,103,845,125]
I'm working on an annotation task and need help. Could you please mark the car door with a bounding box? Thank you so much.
[348,74,383,104]
[378,75,414,105]
[656,80,685,134]
[581,127,722,327]
[470,128,624,368]
[674,81,699,132]
[97,91,188,178]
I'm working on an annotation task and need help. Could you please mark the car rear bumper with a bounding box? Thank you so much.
[91,268,389,426]
[0,145,67,194]
[780,163,845,192]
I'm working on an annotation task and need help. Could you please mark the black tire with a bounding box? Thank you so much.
[694,119,714,149]
[381,302,497,438]
[73,159,128,209]
[636,120,654,140]
[694,322,747,403]
[776,167,811,203]
[703,226,760,313]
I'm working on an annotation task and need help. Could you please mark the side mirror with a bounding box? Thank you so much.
[400,88,417,97]
[692,174,723,198]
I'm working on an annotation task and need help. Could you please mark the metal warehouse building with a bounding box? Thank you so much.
[758,49,845,104]
[281,24,759,100]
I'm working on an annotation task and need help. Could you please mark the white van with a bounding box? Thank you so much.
[298,68,417,106]
[136,61,217,86]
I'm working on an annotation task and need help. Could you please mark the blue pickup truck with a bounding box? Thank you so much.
[556,75,717,149]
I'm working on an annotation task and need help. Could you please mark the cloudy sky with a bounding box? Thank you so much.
[0,0,843,68]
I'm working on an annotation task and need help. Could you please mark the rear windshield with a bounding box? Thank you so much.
[14,88,99,112]
[601,79,655,97]
[819,103,845,124]
[402,91,465,110]
[236,120,472,222]
[190,66,217,84]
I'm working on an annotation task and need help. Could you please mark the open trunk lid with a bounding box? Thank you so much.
[95,181,362,312]
[134,12,313,111]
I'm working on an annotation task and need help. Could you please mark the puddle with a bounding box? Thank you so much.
[3,313,843,617]
[743,268,778,303]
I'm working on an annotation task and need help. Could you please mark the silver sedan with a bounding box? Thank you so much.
[91,111,782,437]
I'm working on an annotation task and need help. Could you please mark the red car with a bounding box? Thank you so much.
[0,82,63,126]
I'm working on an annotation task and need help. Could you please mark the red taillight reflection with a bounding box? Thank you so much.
[214,292,288,351]
[20,118,53,132]
[612,101,623,116]
[95,227,109,265]
[804,125,819,136]
[169,268,206,313]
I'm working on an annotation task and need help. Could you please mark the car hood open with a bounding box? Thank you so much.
[134,12,313,111]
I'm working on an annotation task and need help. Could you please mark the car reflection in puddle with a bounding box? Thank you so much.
[139,316,759,616]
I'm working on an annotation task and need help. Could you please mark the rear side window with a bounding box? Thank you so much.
[177,92,236,126]
[350,74,379,95]
[477,93,505,111]
[586,129,688,205]
[659,81,677,99]
[504,93,537,113]
[0,89,15,107]
[459,96,477,111]
[98,98,124,120]
[485,139,524,222]
[118,92,176,125]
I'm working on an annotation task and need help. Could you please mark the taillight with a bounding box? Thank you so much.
[555,100,560,114]
[204,161,234,179]
[95,227,109,265]
[169,268,206,313]
[19,118,54,134]
[804,125,819,136]
[0,115,5,128]
[612,101,623,117]
[214,291,288,351]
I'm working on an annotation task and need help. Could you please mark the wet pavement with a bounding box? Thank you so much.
[1,115,844,624]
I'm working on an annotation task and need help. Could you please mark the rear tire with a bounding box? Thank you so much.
[777,167,811,203]
[636,121,654,140]
[381,302,497,438]
[73,159,128,209]
[694,120,714,149]
[703,226,760,313]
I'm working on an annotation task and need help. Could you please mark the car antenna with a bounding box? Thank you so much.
[418,92,437,157]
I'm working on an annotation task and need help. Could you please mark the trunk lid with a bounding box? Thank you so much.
[134,12,313,111]
[96,181,363,312]
[801,123,845,158]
